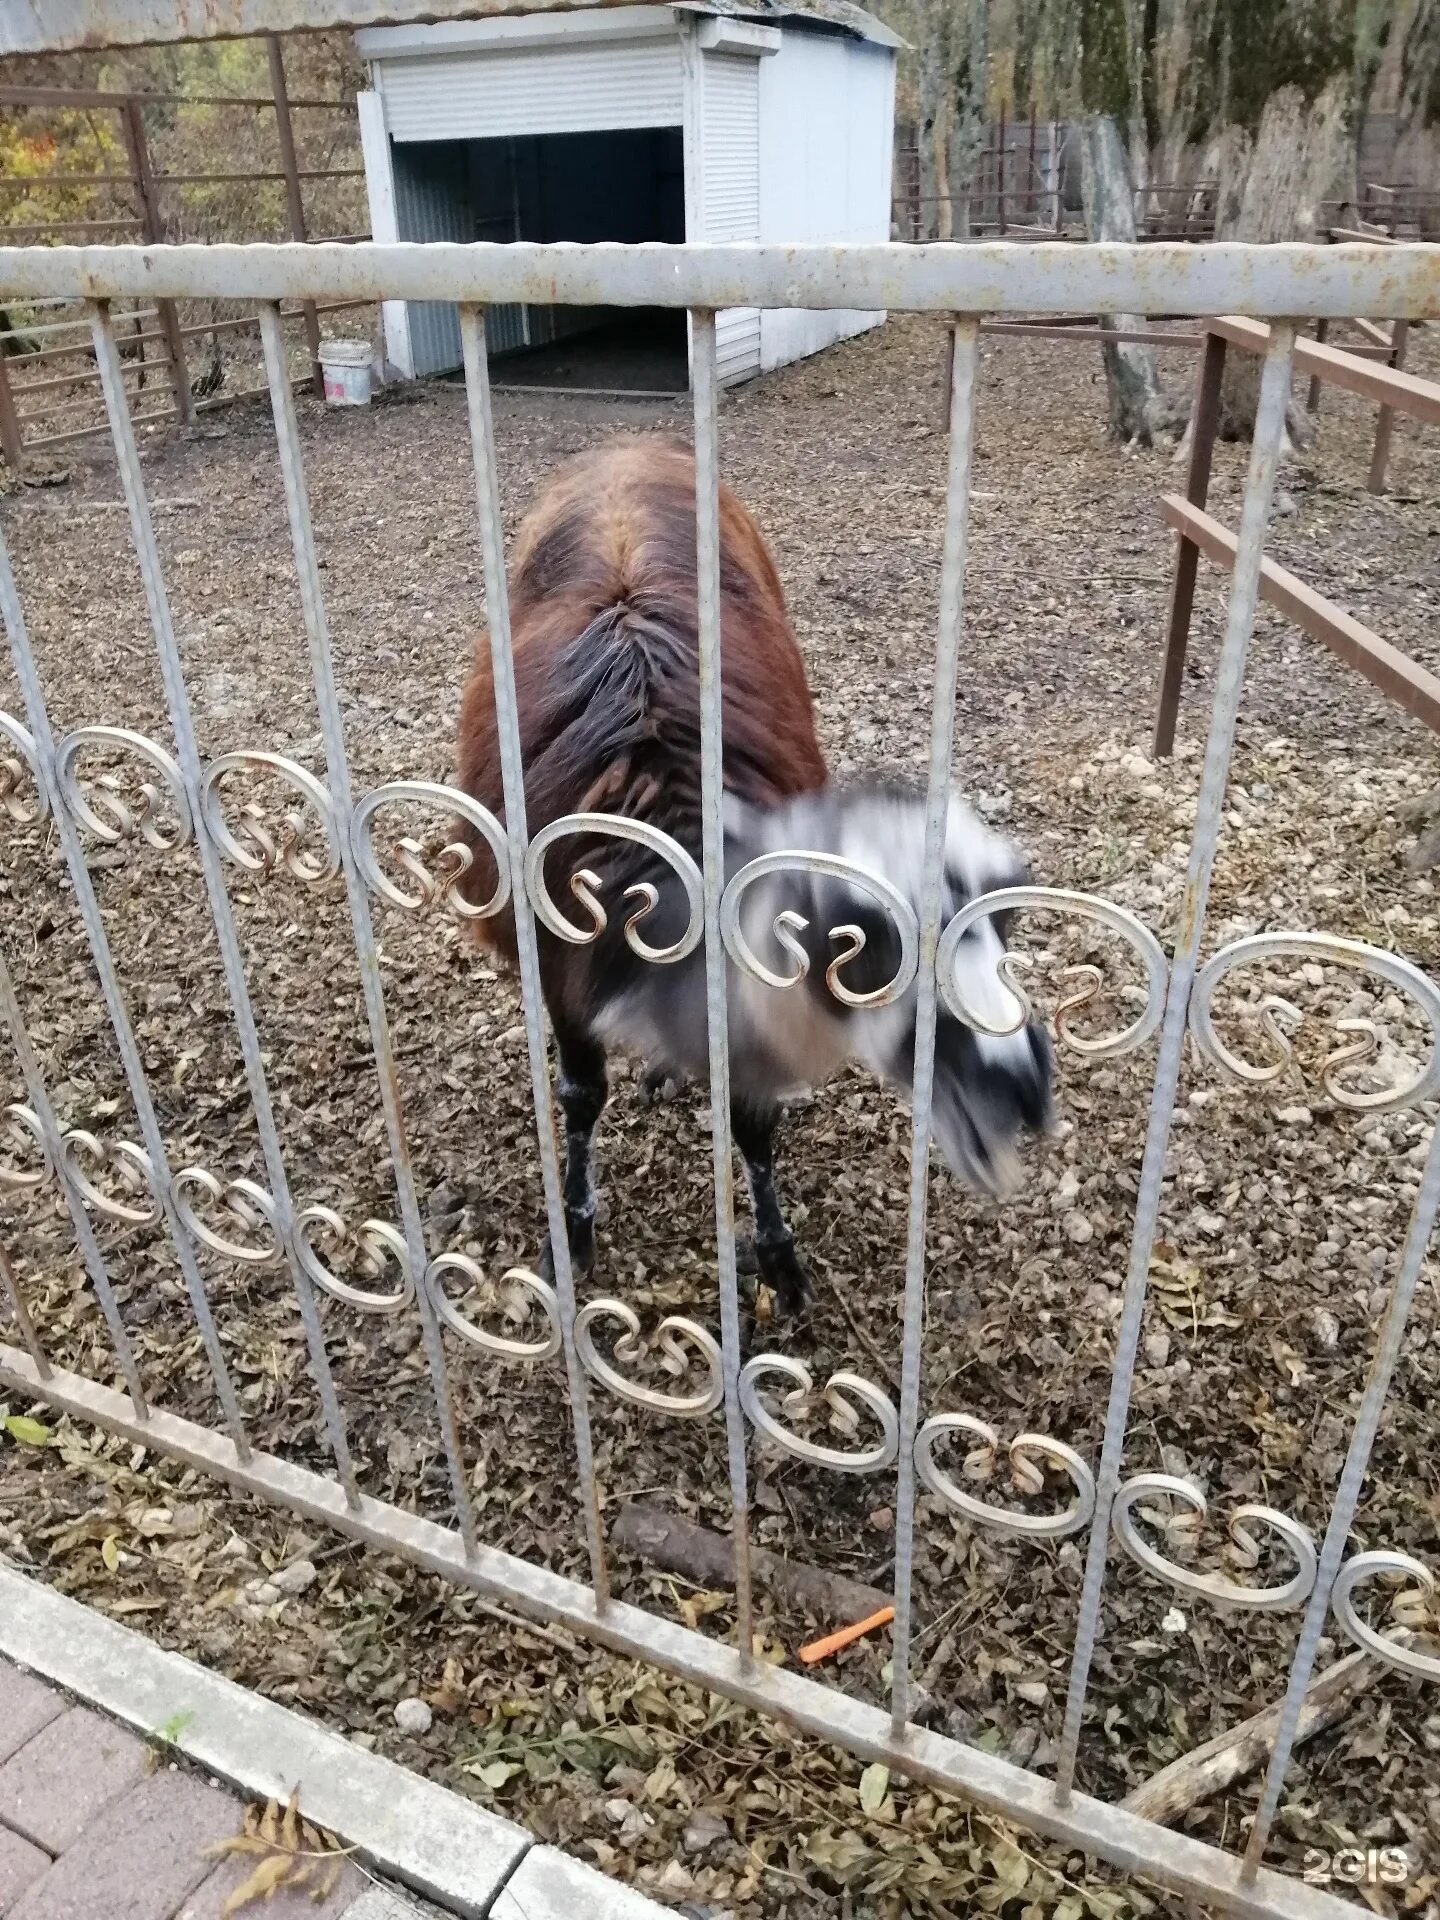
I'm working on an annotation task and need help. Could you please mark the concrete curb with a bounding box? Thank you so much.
[0,1561,667,1919]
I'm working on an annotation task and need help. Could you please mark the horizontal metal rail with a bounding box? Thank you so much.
[0,1344,1366,1920]
[1161,495,1440,732]
[1,241,1437,318]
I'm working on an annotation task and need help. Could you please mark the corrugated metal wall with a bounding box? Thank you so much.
[382,38,684,142]
[700,52,761,385]
[390,140,526,373]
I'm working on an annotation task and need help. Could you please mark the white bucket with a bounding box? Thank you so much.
[319,339,372,407]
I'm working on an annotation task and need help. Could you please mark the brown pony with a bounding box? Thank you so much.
[457,437,1049,1311]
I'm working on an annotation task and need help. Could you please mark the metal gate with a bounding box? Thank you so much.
[1,238,1439,1920]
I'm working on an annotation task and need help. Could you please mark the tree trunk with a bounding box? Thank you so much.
[1212,74,1352,439]
[1080,113,1175,444]
[1123,0,1152,204]
[1397,0,1440,195]
[949,0,989,238]
[925,10,960,240]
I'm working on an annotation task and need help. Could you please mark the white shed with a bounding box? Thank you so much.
[355,1,898,390]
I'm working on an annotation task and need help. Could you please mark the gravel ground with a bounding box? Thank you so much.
[1,310,1439,1920]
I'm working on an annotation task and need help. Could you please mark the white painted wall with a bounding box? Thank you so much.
[357,88,413,378]
[757,32,894,372]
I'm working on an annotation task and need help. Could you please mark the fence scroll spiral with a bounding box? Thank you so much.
[1331,1551,1440,1681]
[425,1255,562,1362]
[1189,932,1440,1113]
[720,851,920,1007]
[739,1355,900,1472]
[574,1299,724,1416]
[352,781,511,921]
[295,1204,413,1314]
[0,713,47,826]
[914,1413,1096,1538]
[525,813,704,964]
[55,725,192,852]
[200,751,342,885]
[171,1167,282,1266]
[1112,1474,1318,1611]
[938,885,1169,1057]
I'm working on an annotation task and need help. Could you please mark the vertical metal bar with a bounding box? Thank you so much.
[0,942,146,1415]
[1306,317,1328,414]
[1055,322,1298,1804]
[0,521,251,1459]
[0,349,24,475]
[457,304,609,1602]
[1366,316,1408,495]
[890,318,981,1737]
[691,309,755,1668]
[267,35,324,399]
[1241,1116,1440,1877]
[119,99,192,428]
[256,302,476,1554]
[997,101,1007,235]
[88,301,359,1503]
[0,1235,50,1380]
[1152,327,1227,761]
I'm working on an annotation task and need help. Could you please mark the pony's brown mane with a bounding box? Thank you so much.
[456,436,827,965]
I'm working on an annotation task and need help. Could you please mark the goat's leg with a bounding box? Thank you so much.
[732,1100,812,1316]
[540,1024,609,1280]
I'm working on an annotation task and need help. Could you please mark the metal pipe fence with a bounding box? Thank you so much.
[1,238,1439,1920]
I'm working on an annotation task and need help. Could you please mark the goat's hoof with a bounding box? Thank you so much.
[637,1066,683,1107]
[756,1236,813,1318]
[538,1218,596,1283]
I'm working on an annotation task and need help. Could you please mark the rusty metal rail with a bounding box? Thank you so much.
[1154,315,1440,756]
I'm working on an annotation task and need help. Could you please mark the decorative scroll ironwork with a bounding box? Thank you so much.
[425,1254,561,1362]
[739,1355,900,1472]
[937,885,1169,1057]
[54,725,192,851]
[1190,932,1440,1113]
[574,1298,723,1415]
[0,712,47,826]
[525,813,703,963]
[171,1166,281,1266]
[1331,1550,1440,1681]
[295,1204,413,1314]
[60,1128,158,1227]
[1112,1474,1318,1610]
[915,1413,1096,1538]
[352,781,511,921]
[720,851,920,1007]
[200,750,341,885]
[0,1104,51,1192]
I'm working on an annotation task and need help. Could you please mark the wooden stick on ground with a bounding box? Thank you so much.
[611,1502,895,1631]
[1119,1649,1376,1826]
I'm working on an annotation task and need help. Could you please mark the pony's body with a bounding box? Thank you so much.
[457,438,1050,1307]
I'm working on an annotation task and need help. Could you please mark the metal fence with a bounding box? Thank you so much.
[1,238,1439,1920]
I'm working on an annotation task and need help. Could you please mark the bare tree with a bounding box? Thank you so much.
[1072,0,1177,442]
[918,5,952,239]
[949,0,990,236]
[1396,0,1440,227]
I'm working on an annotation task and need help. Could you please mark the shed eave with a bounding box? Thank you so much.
[355,4,680,56]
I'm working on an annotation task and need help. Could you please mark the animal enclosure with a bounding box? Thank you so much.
[1,238,1439,1920]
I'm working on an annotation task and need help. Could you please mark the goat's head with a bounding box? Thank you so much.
[727,784,1053,1194]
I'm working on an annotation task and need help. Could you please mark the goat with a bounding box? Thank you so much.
[456,437,1051,1312]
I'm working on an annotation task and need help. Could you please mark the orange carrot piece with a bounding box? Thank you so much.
[797,1604,895,1666]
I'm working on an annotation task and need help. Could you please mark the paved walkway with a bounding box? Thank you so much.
[0,1659,416,1920]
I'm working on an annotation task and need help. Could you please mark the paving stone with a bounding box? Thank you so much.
[0,1666,63,1767]
[0,1827,49,1914]
[177,1848,365,1919]
[10,1767,236,1920]
[0,1707,147,1853]
[492,1847,668,1920]
[339,1894,431,1920]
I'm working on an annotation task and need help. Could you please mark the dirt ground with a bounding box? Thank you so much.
[1,310,1438,1920]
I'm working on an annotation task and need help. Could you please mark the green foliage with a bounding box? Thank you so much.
[1080,0,1136,116]
[1207,0,1361,128]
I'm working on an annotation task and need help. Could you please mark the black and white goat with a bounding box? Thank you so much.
[456,438,1051,1311]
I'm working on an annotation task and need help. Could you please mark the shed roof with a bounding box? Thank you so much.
[678,0,902,47]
